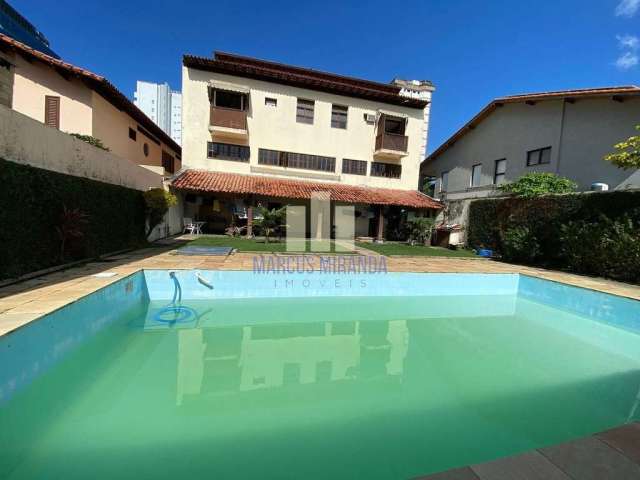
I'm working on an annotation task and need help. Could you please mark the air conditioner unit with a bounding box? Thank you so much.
[364,113,376,124]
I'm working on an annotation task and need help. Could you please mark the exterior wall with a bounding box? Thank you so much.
[423,97,640,197]
[0,50,14,107]
[91,91,181,173]
[11,54,93,135]
[182,67,426,191]
[170,91,182,145]
[0,104,163,191]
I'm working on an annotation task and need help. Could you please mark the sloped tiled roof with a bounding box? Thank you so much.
[183,51,429,109]
[172,170,441,209]
[0,32,181,154]
[425,86,640,162]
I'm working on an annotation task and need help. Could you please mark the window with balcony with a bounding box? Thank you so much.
[331,104,348,129]
[342,159,367,175]
[526,146,551,166]
[471,164,482,187]
[375,114,408,153]
[207,142,250,162]
[494,159,506,184]
[296,99,314,124]
[258,148,335,172]
[370,162,401,179]
[210,88,248,131]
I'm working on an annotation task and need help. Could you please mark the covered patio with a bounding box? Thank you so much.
[171,170,442,241]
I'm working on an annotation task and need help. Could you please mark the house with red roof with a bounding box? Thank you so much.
[176,52,440,240]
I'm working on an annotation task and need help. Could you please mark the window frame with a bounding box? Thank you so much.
[470,163,482,187]
[207,142,250,162]
[264,97,277,107]
[128,127,137,141]
[331,104,348,129]
[370,161,402,179]
[493,159,507,185]
[440,171,449,192]
[258,148,335,173]
[211,89,247,111]
[342,158,367,176]
[44,95,60,129]
[526,146,552,166]
[296,98,315,124]
[162,150,175,174]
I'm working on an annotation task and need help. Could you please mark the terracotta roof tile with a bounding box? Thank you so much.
[0,32,181,154]
[172,170,441,209]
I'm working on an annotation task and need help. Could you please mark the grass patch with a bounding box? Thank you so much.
[356,242,477,257]
[185,236,356,254]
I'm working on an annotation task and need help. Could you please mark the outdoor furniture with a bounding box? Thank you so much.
[183,218,196,234]
[194,221,206,235]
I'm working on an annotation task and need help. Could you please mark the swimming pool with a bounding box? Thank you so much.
[1,271,640,479]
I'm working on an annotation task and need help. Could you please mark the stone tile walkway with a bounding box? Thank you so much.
[416,422,640,480]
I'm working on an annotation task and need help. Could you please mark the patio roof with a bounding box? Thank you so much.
[172,170,442,209]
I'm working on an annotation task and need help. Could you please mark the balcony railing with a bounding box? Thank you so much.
[375,132,408,153]
[210,106,247,130]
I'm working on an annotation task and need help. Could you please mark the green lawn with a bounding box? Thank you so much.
[184,236,477,257]
[356,242,477,257]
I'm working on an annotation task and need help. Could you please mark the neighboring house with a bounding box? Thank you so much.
[0,0,58,58]
[176,51,439,239]
[0,33,181,176]
[134,80,182,146]
[421,86,640,202]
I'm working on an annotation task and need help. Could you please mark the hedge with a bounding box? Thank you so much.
[0,158,147,281]
[467,191,640,283]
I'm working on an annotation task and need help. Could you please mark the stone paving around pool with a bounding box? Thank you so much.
[1,243,640,337]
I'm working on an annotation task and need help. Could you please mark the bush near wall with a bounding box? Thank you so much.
[0,158,147,281]
[467,191,640,283]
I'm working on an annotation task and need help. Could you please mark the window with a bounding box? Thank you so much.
[296,99,314,124]
[471,164,482,187]
[441,171,449,192]
[44,95,60,129]
[331,104,348,129]
[526,146,551,166]
[342,159,366,176]
[162,151,175,173]
[258,148,335,172]
[494,159,507,185]
[370,162,401,179]
[143,143,149,157]
[128,127,136,141]
[207,142,250,162]
[212,89,246,110]
[382,115,406,135]
[265,97,277,107]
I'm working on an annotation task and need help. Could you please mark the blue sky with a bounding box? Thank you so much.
[14,0,640,153]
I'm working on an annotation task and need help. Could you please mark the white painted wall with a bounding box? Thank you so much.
[0,104,163,191]
[182,67,427,191]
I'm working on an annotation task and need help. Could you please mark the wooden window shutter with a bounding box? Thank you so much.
[45,95,60,129]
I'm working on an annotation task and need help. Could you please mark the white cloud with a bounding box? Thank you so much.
[615,51,639,70]
[617,34,640,50]
[615,0,640,17]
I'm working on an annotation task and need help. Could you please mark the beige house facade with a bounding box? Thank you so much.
[176,52,440,239]
[422,87,640,202]
[0,32,181,176]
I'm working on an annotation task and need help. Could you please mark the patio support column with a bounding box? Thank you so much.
[376,206,384,243]
[246,204,254,238]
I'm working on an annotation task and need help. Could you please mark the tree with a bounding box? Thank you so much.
[143,188,177,238]
[604,125,640,169]
[253,206,287,243]
[499,172,577,198]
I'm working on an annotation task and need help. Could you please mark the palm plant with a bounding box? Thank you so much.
[254,206,287,243]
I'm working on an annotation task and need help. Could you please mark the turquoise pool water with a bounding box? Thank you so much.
[1,272,640,479]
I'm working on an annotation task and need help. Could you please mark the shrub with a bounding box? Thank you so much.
[407,217,435,245]
[468,191,640,283]
[253,206,287,243]
[0,158,146,280]
[499,172,577,198]
[69,133,110,151]
[143,188,177,238]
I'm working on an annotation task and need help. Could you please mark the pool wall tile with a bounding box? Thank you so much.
[143,270,520,300]
[0,272,148,404]
[518,275,640,333]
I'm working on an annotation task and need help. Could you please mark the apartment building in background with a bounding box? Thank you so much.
[422,86,640,202]
[0,32,181,175]
[0,0,58,58]
[134,80,182,146]
[174,51,440,239]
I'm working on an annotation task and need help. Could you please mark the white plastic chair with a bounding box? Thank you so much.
[183,217,196,234]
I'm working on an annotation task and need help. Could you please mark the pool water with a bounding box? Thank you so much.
[1,274,640,479]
